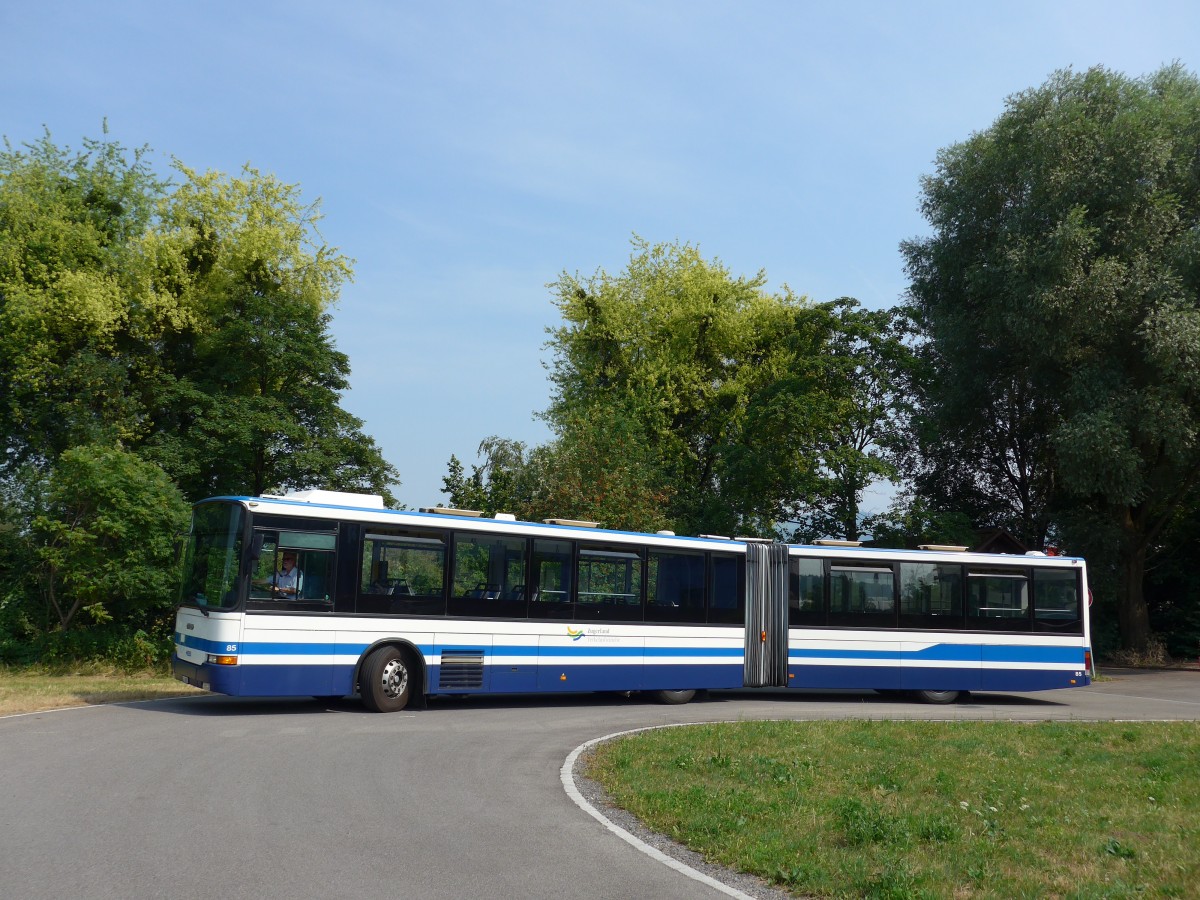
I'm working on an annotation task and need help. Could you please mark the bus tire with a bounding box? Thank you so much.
[650,689,696,705]
[361,646,413,713]
[913,689,963,705]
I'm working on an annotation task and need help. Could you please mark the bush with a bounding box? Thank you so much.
[0,621,175,672]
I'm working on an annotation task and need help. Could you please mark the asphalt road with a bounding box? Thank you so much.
[1,669,1196,900]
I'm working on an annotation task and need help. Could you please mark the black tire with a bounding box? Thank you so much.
[650,689,696,705]
[360,646,414,713]
[913,689,963,705]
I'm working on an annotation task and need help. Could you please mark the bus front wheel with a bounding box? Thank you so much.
[361,646,413,713]
[650,689,696,705]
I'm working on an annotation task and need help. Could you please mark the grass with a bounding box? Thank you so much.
[585,720,1200,898]
[0,665,201,715]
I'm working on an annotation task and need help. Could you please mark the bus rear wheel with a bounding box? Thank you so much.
[650,689,696,705]
[361,646,413,713]
[913,689,964,704]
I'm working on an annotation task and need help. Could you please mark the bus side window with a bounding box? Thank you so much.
[247,529,336,610]
[529,539,573,619]
[967,568,1030,631]
[899,562,963,628]
[708,554,744,624]
[359,528,447,616]
[449,533,528,618]
[1033,568,1082,633]
[789,557,824,626]
[575,545,643,622]
[647,551,705,623]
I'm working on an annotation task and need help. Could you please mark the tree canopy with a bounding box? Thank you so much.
[543,239,827,534]
[448,239,907,539]
[0,132,396,500]
[0,132,396,652]
[902,64,1200,651]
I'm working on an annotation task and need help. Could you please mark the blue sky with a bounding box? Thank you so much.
[3,1,1197,510]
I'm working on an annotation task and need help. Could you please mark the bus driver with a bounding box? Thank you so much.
[258,551,303,598]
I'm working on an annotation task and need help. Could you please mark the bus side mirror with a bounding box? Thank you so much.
[250,533,265,562]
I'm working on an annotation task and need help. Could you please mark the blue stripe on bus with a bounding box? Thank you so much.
[209,638,1083,667]
[788,644,1083,664]
[981,645,1084,664]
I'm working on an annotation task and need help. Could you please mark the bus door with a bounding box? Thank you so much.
[743,543,790,687]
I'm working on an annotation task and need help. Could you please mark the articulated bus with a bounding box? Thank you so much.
[172,490,1092,712]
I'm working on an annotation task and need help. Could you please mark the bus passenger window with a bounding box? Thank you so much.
[360,528,446,615]
[647,551,705,623]
[1033,568,1081,632]
[967,568,1030,629]
[789,557,824,625]
[449,533,527,618]
[576,545,643,621]
[708,554,744,624]
[830,565,895,616]
[900,563,963,626]
[530,539,573,619]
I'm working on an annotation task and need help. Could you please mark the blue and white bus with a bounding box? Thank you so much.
[172,490,1092,712]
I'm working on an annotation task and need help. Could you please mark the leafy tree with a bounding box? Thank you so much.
[444,425,673,533]
[527,407,674,532]
[31,445,189,632]
[0,133,397,502]
[862,493,977,550]
[0,131,399,659]
[784,299,914,542]
[443,437,536,515]
[0,132,168,469]
[902,64,1200,652]
[0,466,45,649]
[544,238,834,536]
[140,163,397,499]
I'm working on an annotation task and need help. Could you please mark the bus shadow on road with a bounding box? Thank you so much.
[132,686,1064,717]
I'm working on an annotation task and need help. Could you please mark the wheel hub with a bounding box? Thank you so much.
[380,658,408,699]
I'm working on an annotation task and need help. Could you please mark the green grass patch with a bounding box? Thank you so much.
[0,665,200,715]
[585,721,1200,898]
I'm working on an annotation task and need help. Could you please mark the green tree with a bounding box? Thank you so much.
[902,64,1200,652]
[443,437,536,515]
[0,133,397,501]
[0,132,169,469]
[0,131,399,658]
[140,163,397,499]
[527,407,674,532]
[784,299,914,542]
[862,493,977,551]
[32,445,189,632]
[544,238,831,536]
[444,425,673,533]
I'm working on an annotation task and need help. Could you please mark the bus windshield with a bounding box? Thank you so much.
[179,502,245,611]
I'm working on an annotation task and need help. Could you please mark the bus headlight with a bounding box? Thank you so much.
[207,654,238,666]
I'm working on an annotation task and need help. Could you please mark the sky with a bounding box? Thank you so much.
[2,1,1198,511]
